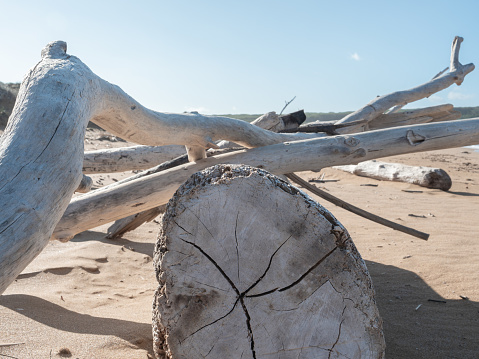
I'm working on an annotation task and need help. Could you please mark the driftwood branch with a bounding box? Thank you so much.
[286,173,429,240]
[334,36,474,133]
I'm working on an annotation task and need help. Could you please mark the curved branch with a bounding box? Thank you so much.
[335,36,474,133]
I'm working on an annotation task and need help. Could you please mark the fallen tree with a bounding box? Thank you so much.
[0,36,475,299]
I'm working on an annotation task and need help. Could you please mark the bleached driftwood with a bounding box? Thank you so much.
[0,41,102,294]
[334,37,474,133]
[83,145,186,173]
[334,160,452,191]
[53,118,479,242]
[0,41,322,294]
[0,37,475,294]
[286,173,429,240]
[152,164,385,358]
[105,111,307,237]
[83,111,306,173]
[106,205,166,239]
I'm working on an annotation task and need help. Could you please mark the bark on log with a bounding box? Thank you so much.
[53,118,479,242]
[334,160,452,191]
[0,41,101,294]
[152,164,385,359]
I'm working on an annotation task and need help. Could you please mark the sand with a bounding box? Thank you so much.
[1,129,478,358]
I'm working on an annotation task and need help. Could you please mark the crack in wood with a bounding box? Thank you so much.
[241,235,292,297]
[245,245,339,299]
[234,212,240,282]
[328,305,347,359]
[174,221,257,358]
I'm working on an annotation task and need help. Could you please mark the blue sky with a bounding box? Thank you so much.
[0,0,477,115]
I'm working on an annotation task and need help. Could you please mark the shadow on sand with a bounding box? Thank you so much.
[0,294,154,355]
[366,260,479,359]
[1,257,477,358]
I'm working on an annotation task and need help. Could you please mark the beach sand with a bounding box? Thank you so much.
[1,130,478,358]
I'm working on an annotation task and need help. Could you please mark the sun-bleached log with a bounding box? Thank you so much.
[0,41,102,294]
[83,145,186,173]
[53,118,479,242]
[367,104,461,130]
[334,37,474,133]
[334,160,452,191]
[284,105,462,135]
[152,164,385,358]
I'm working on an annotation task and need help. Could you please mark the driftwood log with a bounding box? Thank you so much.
[334,160,452,191]
[152,164,385,358]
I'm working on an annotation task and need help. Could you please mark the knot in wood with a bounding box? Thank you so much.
[406,130,426,146]
[41,41,67,59]
[344,136,360,147]
[352,148,367,158]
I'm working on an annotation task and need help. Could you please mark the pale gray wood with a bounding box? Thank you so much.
[83,145,186,173]
[335,37,474,133]
[335,160,452,190]
[152,164,385,359]
[0,41,101,294]
[53,118,479,242]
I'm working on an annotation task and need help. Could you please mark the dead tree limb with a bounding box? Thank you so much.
[334,36,474,133]
[286,173,429,240]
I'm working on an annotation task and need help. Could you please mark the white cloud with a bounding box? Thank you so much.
[351,53,360,61]
[447,90,474,101]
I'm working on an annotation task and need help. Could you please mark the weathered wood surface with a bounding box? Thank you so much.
[335,160,452,191]
[152,164,385,358]
[0,41,101,294]
[83,145,186,173]
[53,118,479,242]
[106,205,165,239]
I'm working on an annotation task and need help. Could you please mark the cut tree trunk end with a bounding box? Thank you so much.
[152,164,385,359]
[334,160,452,191]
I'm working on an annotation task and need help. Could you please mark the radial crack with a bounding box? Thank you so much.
[242,235,292,296]
[328,305,347,359]
[174,221,256,358]
[235,212,240,282]
[279,246,338,292]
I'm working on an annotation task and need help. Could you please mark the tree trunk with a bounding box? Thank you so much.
[334,160,452,191]
[152,164,385,359]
